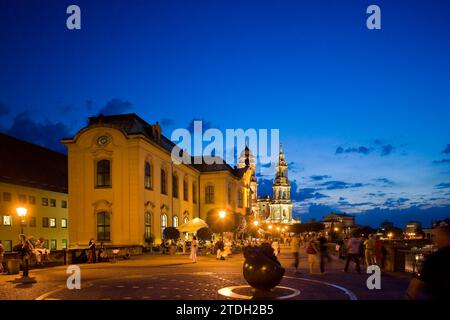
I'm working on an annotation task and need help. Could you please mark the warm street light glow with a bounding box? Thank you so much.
[268,225,273,229]
[16,207,28,217]
[388,232,393,239]
[334,227,339,232]
[219,210,226,219]
[253,221,259,226]
[276,227,280,231]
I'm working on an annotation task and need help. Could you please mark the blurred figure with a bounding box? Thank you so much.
[364,234,376,267]
[317,233,331,274]
[306,236,319,274]
[272,239,280,257]
[18,234,33,277]
[88,238,96,263]
[190,235,198,263]
[344,234,362,273]
[291,235,301,274]
[406,225,450,300]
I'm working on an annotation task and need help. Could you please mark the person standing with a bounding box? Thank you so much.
[306,237,319,274]
[291,235,301,274]
[0,240,4,274]
[406,224,450,300]
[19,234,33,277]
[272,239,280,257]
[344,234,362,273]
[88,239,96,263]
[190,236,198,263]
[364,234,376,267]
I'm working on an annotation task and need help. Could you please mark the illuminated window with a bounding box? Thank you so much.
[61,218,67,228]
[61,239,67,249]
[161,214,167,238]
[42,198,48,206]
[173,215,179,228]
[144,212,152,242]
[97,212,111,241]
[50,239,57,250]
[3,215,12,226]
[49,218,56,228]
[96,160,111,187]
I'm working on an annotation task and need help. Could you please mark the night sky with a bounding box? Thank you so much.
[1,0,450,227]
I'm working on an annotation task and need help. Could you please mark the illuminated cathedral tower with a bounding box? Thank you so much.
[267,144,295,224]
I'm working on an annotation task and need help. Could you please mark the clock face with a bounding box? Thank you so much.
[97,136,109,146]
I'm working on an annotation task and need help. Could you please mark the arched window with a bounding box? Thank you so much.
[144,212,152,241]
[183,177,188,201]
[161,214,167,238]
[161,169,167,194]
[192,182,197,204]
[97,212,111,241]
[173,215,179,228]
[205,185,214,204]
[172,173,179,198]
[144,162,152,189]
[283,191,286,199]
[96,160,111,187]
[183,216,189,224]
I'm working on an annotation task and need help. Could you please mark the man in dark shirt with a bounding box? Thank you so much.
[406,224,450,300]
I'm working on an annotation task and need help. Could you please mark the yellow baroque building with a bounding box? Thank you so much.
[62,114,256,248]
[0,133,68,252]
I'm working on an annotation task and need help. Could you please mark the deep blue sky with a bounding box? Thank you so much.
[1,0,450,227]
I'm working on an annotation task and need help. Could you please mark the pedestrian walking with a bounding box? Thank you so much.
[318,234,332,274]
[364,234,376,267]
[291,235,301,274]
[272,239,280,257]
[344,234,362,273]
[306,237,319,274]
[190,236,198,263]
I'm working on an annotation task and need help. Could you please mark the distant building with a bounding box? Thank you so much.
[322,212,356,236]
[0,133,68,252]
[404,221,423,239]
[256,144,296,225]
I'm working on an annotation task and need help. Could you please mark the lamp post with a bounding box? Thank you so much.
[16,207,27,235]
[219,210,226,241]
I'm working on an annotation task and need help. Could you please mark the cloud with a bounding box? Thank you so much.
[381,144,394,156]
[336,146,371,155]
[374,178,395,186]
[98,99,133,115]
[5,111,71,153]
[443,144,450,154]
[160,118,174,126]
[0,103,10,117]
[297,187,329,201]
[433,159,450,164]
[318,180,367,190]
[435,183,450,189]
[383,197,410,207]
[310,175,331,181]
[374,139,383,145]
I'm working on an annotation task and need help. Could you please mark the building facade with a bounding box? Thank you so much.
[257,145,296,225]
[62,114,254,248]
[0,133,68,252]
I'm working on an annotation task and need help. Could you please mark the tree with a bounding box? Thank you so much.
[291,222,325,234]
[205,210,238,234]
[196,227,213,241]
[163,227,180,241]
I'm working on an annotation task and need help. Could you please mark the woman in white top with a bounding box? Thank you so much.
[190,236,198,263]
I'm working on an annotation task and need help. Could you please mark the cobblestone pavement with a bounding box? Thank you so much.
[0,246,410,300]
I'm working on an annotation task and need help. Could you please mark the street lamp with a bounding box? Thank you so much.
[16,207,27,234]
[253,220,259,226]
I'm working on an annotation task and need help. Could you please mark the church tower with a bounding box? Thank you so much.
[268,144,295,224]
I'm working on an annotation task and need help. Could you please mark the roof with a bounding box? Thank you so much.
[67,113,248,178]
[0,133,68,193]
